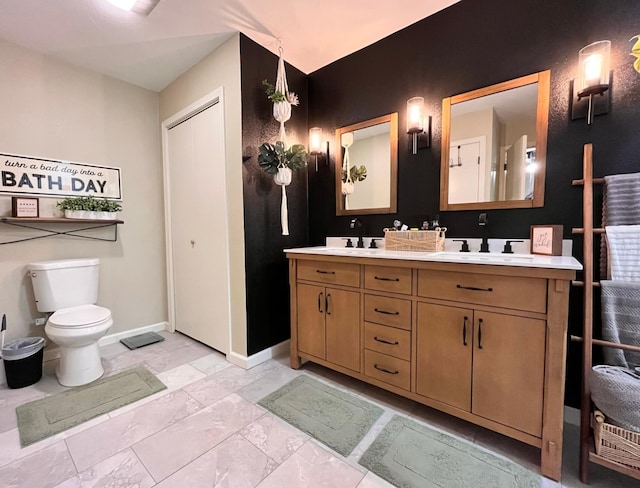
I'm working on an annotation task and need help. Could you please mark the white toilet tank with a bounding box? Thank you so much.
[28,258,100,312]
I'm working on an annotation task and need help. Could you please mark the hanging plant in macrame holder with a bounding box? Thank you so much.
[258,47,308,235]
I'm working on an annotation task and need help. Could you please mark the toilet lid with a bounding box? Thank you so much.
[49,304,111,328]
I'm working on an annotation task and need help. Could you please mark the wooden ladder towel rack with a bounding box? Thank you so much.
[570,143,640,483]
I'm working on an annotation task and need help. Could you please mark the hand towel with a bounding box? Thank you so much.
[606,225,640,282]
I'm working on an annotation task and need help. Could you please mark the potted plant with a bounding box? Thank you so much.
[57,196,122,220]
[258,141,308,176]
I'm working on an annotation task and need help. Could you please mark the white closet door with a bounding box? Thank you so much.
[167,102,229,353]
[448,140,482,204]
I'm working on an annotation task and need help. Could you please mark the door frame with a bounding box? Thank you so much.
[160,86,232,354]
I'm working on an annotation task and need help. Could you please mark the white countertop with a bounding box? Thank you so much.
[285,246,583,271]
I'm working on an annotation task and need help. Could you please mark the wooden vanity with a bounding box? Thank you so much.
[286,249,579,481]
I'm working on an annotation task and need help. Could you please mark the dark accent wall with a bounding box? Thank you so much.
[306,0,640,406]
[240,35,309,356]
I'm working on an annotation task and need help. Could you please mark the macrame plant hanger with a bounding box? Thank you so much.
[272,46,292,235]
[341,132,354,210]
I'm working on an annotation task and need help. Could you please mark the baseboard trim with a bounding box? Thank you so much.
[227,340,290,369]
[43,322,168,362]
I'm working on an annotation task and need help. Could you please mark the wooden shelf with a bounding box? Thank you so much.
[1,217,123,224]
[0,216,123,244]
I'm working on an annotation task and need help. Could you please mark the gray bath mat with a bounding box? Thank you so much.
[359,415,541,488]
[258,375,383,456]
[16,366,166,446]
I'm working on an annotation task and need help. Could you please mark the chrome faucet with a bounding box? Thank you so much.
[478,213,490,253]
[349,218,365,248]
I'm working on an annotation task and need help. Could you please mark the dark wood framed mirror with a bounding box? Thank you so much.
[440,70,550,211]
[335,113,398,216]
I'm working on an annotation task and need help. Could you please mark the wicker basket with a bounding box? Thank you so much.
[384,227,446,252]
[593,410,640,470]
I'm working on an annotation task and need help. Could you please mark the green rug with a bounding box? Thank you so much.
[16,366,166,447]
[359,416,542,488]
[258,375,383,456]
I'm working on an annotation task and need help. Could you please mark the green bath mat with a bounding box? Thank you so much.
[359,415,541,488]
[16,366,166,447]
[258,375,383,456]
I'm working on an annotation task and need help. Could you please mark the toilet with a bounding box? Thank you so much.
[27,258,112,387]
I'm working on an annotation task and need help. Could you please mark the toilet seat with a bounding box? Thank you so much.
[48,304,112,329]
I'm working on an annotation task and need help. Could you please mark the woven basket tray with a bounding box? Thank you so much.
[593,410,640,470]
[384,228,446,252]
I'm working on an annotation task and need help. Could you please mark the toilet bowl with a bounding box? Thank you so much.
[27,258,112,387]
[45,304,113,386]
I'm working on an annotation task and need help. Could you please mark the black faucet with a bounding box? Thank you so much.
[349,218,365,248]
[478,213,490,253]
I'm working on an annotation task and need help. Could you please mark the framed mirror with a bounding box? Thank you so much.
[336,113,398,215]
[440,70,550,211]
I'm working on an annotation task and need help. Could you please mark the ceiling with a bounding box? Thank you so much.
[0,0,460,92]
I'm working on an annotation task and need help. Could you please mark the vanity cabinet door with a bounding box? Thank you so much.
[297,283,326,360]
[325,288,361,372]
[416,302,473,411]
[472,311,545,437]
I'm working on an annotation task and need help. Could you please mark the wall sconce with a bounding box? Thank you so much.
[571,40,611,125]
[309,127,329,172]
[406,97,431,154]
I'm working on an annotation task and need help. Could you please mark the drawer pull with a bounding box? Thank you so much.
[374,364,399,375]
[478,318,483,349]
[374,276,400,282]
[316,270,336,275]
[456,284,493,292]
[374,308,399,316]
[463,316,468,346]
[374,336,399,346]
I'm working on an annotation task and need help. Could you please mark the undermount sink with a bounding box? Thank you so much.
[339,248,384,255]
[434,251,535,263]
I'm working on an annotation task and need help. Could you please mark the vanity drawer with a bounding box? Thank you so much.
[364,322,411,360]
[364,295,412,330]
[364,349,410,391]
[297,260,360,287]
[364,266,412,295]
[417,270,547,313]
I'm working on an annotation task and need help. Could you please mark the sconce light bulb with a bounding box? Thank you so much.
[583,53,603,86]
[309,127,323,154]
[407,97,425,133]
[577,40,611,93]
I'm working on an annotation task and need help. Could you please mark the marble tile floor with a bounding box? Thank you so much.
[0,330,636,488]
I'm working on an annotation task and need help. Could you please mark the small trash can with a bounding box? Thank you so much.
[2,337,46,389]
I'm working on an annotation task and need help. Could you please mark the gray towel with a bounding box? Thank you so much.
[604,173,640,225]
[601,280,640,369]
[601,173,640,278]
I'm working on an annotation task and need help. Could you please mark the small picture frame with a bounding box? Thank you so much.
[11,197,39,218]
[530,225,563,256]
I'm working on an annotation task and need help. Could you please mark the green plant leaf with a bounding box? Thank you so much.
[258,141,308,174]
[262,79,286,103]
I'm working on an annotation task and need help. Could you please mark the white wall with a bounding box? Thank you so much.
[0,40,167,358]
[159,34,247,357]
[348,133,391,210]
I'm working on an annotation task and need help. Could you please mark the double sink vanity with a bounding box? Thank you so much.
[296,66,580,480]
[286,245,581,480]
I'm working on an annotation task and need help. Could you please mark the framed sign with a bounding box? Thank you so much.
[11,197,39,218]
[1,152,122,200]
[530,225,563,256]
